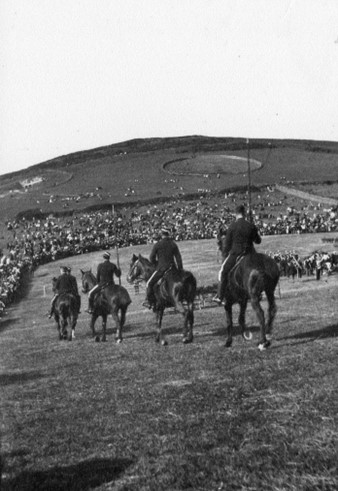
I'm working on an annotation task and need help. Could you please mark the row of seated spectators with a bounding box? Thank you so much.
[1,194,337,316]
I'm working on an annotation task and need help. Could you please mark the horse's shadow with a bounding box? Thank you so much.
[209,323,261,338]
[2,456,133,491]
[0,317,17,334]
[0,371,44,387]
[277,323,338,342]
[126,322,183,340]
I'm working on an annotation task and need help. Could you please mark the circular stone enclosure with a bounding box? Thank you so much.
[163,154,262,175]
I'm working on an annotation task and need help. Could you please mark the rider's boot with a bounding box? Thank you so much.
[142,289,154,309]
[85,296,93,314]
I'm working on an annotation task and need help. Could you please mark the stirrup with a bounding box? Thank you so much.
[142,300,153,309]
[212,295,222,304]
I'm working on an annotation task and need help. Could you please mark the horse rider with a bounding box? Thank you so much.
[48,266,81,318]
[86,251,121,313]
[213,204,262,305]
[66,266,81,314]
[142,227,183,309]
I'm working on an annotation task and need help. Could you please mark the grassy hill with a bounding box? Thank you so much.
[0,136,337,222]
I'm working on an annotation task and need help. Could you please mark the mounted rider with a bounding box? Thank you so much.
[86,251,121,313]
[213,204,261,304]
[48,266,81,318]
[142,227,183,309]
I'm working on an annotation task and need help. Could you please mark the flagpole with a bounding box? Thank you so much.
[246,138,252,222]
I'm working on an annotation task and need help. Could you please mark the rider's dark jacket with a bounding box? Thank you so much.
[97,261,121,285]
[149,237,183,272]
[223,217,261,257]
[55,273,78,294]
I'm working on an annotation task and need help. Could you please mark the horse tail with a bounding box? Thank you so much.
[59,302,69,327]
[248,269,265,299]
[180,271,197,303]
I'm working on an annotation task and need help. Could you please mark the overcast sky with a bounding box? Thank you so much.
[1,0,337,176]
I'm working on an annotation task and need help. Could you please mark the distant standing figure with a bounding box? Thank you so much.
[315,253,322,280]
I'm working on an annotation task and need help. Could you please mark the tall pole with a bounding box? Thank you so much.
[246,138,252,222]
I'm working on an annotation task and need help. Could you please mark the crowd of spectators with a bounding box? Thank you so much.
[0,251,33,317]
[1,188,337,317]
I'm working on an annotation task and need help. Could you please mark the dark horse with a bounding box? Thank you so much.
[81,269,131,342]
[219,248,280,350]
[126,254,197,346]
[51,277,78,341]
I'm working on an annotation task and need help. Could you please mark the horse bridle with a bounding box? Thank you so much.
[127,259,145,283]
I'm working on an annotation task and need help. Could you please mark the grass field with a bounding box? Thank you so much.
[1,234,338,490]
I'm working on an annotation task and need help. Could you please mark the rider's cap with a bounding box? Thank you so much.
[235,204,246,215]
[66,266,71,272]
[60,266,67,272]
[103,252,111,259]
[161,227,170,235]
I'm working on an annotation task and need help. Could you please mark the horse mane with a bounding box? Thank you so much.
[81,269,97,281]
[137,254,153,268]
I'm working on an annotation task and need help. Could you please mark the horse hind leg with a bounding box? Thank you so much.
[265,290,277,341]
[182,304,194,344]
[112,309,123,343]
[61,317,68,340]
[238,299,252,341]
[250,296,269,350]
[155,309,167,346]
[101,314,108,342]
[224,301,233,348]
[69,315,77,341]
[90,313,100,341]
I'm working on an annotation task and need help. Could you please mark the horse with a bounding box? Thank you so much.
[51,276,78,341]
[126,254,197,346]
[81,269,131,343]
[50,278,78,341]
[219,250,280,350]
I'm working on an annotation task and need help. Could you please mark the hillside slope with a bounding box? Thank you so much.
[0,136,337,221]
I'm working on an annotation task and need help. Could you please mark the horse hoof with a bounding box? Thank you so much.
[225,339,232,348]
[116,338,122,344]
[183,337,193,344]
[243,330,253,341]
[161,340,168,346]
[94,335,101,342]
[258,340,271,350]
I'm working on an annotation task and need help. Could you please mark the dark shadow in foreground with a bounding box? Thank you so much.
[277,323,338,342]
[2,457,133,491]
[0,371,44,387]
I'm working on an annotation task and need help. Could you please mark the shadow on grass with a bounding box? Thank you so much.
[277,323,338,342]
[208,323,261,338]
[0,317,17,333]
[2,457,133,491]
[0,371,44,386]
